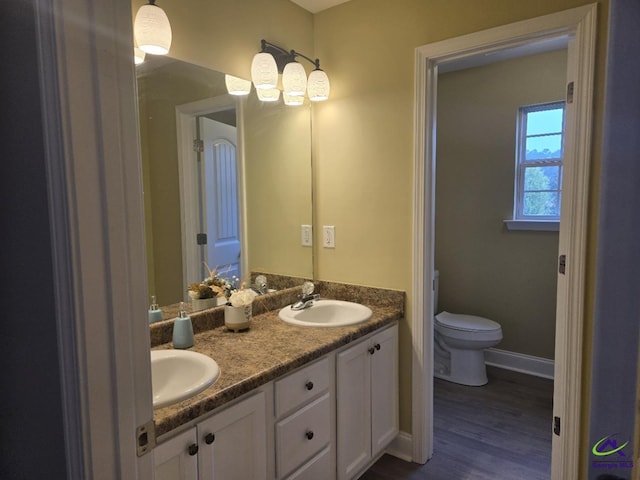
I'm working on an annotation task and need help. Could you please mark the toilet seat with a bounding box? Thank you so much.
[435,311,501,333]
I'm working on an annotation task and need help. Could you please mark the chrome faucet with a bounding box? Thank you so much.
[291,293,320,311]
[291,281,319,310]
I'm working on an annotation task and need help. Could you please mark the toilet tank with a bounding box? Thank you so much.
[433,270,439,314]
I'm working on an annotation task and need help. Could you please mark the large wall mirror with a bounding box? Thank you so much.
[137,56,313,308]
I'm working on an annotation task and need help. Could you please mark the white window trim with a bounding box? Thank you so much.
[513,101,565,222]
[504,219,559,232]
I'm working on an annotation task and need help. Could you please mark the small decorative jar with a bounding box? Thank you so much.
[224,304,252,332]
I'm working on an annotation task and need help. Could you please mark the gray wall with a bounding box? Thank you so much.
[0,0,69,477]
[435,49,567,360]
[588,0,640,477]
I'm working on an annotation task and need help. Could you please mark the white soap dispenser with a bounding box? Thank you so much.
[148,295,163,324]
[173,302,194,349]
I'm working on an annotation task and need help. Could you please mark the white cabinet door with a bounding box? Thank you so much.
[153,428,199,480]
[336,338,371,480]
[197,391,268,480]
[370,325,399,456]
[336,324,398,480]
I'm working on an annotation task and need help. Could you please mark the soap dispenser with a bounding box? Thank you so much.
[173,302,194,349]
[148,295,163,324]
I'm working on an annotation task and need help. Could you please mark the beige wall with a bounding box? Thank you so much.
[435,50,567,360]
[313,2,608,471]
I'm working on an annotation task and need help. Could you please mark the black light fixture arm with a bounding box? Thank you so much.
[260,39,321,72]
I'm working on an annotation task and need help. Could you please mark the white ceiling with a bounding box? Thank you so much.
[290,0,351,14]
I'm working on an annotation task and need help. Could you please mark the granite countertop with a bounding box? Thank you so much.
[152,301,402,438]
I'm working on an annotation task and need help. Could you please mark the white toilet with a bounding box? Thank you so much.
[433,271,503,386]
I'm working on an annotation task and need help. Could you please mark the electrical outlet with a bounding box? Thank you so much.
[301,225,312,246]
[323,226,335,248]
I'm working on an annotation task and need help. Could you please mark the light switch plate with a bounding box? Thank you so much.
[323,226,335,248]
[301,225,312,246]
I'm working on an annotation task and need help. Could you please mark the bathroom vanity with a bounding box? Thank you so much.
[150,282,403,480]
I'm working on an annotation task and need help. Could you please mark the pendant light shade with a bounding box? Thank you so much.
[256,88,280,102]
[282,61,307,97]
[307,69,331,101]
[251,52,278,90]
[284,93,304,106]
[225,74,251,96]
[134,1,172,55]
[134,47,146,65]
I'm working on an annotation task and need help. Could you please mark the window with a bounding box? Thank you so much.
[514,101,565,221]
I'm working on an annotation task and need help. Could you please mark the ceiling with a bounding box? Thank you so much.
[290,0,351,13]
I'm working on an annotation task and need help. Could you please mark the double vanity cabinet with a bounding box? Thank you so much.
[153,320,399,480]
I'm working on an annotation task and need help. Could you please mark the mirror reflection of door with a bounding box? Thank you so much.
[197,115,241,282]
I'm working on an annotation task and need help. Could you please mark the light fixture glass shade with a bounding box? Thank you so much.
[225,75,251,96]
[284,93,304,106]
[251,52,278,90]
[134,3,172,55]
[307,69,331,101]
[256,88,281,102]
[134,47,146,65]
[282,61,307,96]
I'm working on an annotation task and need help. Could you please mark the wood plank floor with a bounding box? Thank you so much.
[360,366,554,480]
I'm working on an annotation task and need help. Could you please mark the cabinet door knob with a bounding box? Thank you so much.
[305,430,314,440]
[204,433,215,444]
[188,443,199,456]
[305,381,314,391]
[375,343,381,351]
[368,347,375,355]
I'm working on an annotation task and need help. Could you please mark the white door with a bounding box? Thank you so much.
[198,116,241,280]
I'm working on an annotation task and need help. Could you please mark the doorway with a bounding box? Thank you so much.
[411,5,597,479]
[176,94,248,299]
[196,115,241,281]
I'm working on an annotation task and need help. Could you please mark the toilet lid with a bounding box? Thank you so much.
[435,311,501,332]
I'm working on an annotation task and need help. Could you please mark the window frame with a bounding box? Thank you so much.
[514,101,566,221]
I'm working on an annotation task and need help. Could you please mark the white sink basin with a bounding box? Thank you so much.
[278,299,372,327]
[150,349,220,409]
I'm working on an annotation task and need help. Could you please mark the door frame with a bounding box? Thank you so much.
[176,95,248,295]
[411,4,597,479]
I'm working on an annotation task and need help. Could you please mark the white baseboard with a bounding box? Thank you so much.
[385,431,413,462]
[484,348,554,379]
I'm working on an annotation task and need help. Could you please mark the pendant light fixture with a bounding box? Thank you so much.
[307,67,331,102]
[237,40,330,105]
[282,61,307,97]
[134,0,172,55]
[225,74,251,96]
[251,41,279,90]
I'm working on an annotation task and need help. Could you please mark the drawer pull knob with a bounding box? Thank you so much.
[375,343,381,351]
[305,381,314,391]
[188,443,199,456]
[305,430,314,440]
[205,433,215,444]
[368,347,375,355]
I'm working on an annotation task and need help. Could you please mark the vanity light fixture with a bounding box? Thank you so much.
[256,88,281,102]
[225,74,251,96]
[284,92,305,106]
[134,0,172,55]
[246,39,331,103]
[134,47,146,65]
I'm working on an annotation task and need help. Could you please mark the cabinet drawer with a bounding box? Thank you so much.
[285,446,332,480]
[275,356,330,417]
[276,393,331,478]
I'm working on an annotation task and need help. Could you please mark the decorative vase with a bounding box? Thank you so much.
[224,304,252,332]
[191,296,224,311]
